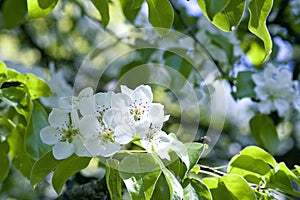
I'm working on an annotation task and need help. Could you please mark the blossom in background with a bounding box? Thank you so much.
[40,109,90,160]
[252,65,298,117]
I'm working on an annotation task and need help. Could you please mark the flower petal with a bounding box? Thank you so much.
[150,103,169,123]
[120,85,133,96]
[48,109,69,130]
[78,87,95,116]
[131,85,153,103]
[252,74,264,86]
[274,99,290,117]
[79,116,102,138]
[73,135,91,157]
[59,96,78,111]
[53,142,75,160]
[114,124,134,144]
[103,108,123,129]
[40,126,62,145]
[82,137,120,157]
[257,101,272,114]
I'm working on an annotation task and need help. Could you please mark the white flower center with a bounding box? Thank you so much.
[56,113,79,143]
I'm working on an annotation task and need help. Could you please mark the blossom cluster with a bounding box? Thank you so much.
[252,65,300,117]
[40,85,176,160]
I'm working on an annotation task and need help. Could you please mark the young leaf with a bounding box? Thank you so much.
[186,142,204,171]
[120,0,143,22]
[183,178,212,200]
[2,0,27,28]
[0,140,10,182]
[268,164,300,197]
[162,167,184,200]
[52,155,91,194]
[15,73,52,99]
[249,114,279,155]
[151,173,170,200]
[8,125,35,179]
[202,177,232,199]
[222,174,256,200]
[25,100,51,160]
[239,146,277,168]
[198,0,246,32]
[30,150,60,187]
[119,153,161,200]
[27,0,58,19]
[132,0,144,9]
[106,159,122,200]
[0,61,7,76]
[146,0,174,31]
[91,0,110,28]
[197,0,230,20]
[248,0,273,62]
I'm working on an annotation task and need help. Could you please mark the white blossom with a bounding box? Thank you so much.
[59,87,94,114]
[78,92,134,157]
[252,65,297,117]
[120,85,169,137]
[40,109,90,160]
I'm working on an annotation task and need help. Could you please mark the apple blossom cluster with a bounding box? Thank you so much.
[40,85,177,160]
[251,65,300,117]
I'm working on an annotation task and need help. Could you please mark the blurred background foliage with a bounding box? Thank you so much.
[0,0,300,199]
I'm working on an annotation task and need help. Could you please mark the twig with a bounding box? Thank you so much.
[198,164,226,177]
[168,0,226,76]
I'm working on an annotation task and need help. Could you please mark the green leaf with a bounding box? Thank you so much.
[119,153,161,200]
[248,0,273,62]
[52,155,91,194]
[0,140,10,182]
[106,159,122,200]
[197,0,230,20]
[91,0,110,28]
[151,173,170,200]
[30,151,60,187]
[25,100,51,160]
[162,167,184,200]
[250,114,279,154]
[239,146,277,168]
[0,86,27,107]
[2,0,27,28]
[186,142,204,171]
[267,162,300,197]
[228,146,277,183]
[120,0,143,22]
[15,73,52,99]
[202,177,231,199]
[146,0,174,31]
[27,0,58,19]
[228,155,271,175]
[0,61,7,76]
[183,178,212,200]
[7,125,35,179]
[234,71,256,99]
[198,0,246,32]
[165,152,186,181]
[222,174,256,200]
